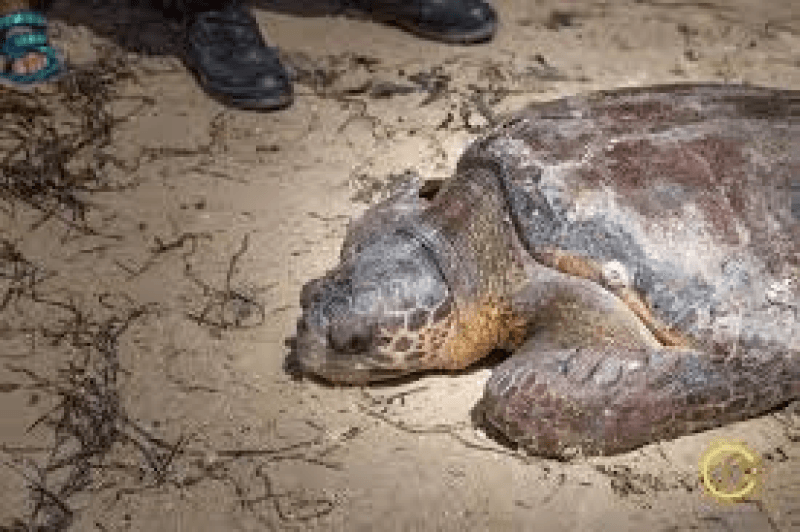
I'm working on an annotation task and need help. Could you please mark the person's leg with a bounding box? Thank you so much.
[179,0,293,111]
[177,0,497,112]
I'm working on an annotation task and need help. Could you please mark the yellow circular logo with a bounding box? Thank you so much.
[699,440,762,503]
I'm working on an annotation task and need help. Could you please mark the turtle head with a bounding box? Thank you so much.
[292,231,457,384]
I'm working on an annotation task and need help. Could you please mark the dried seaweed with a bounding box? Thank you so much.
[0,40,338,530]
[184,234,267,335]
[357,388,530,463]
[0,231,339,529]
[0,46,149,234]
[0,237,171,530]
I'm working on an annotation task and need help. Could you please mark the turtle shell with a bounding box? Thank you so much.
[459,83,799,358]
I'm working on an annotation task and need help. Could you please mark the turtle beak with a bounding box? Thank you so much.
[291,307,407,385]
[290,322,379,385]
[290,316,326,373]
[291,294,371,384]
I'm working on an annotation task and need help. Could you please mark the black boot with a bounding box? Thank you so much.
[352,0,497,44]
[181,1,293,111]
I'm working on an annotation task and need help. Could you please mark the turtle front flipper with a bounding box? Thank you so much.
[478,263,798,459]
[479,340,798,460]
[533,247,694,348]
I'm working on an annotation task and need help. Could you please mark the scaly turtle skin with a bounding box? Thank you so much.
[291,83,799,459]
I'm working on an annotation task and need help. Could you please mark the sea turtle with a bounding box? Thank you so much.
[290,83,799,459]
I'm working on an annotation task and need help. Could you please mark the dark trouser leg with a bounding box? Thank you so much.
[150,0,234,20]
[171,0,234,17]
